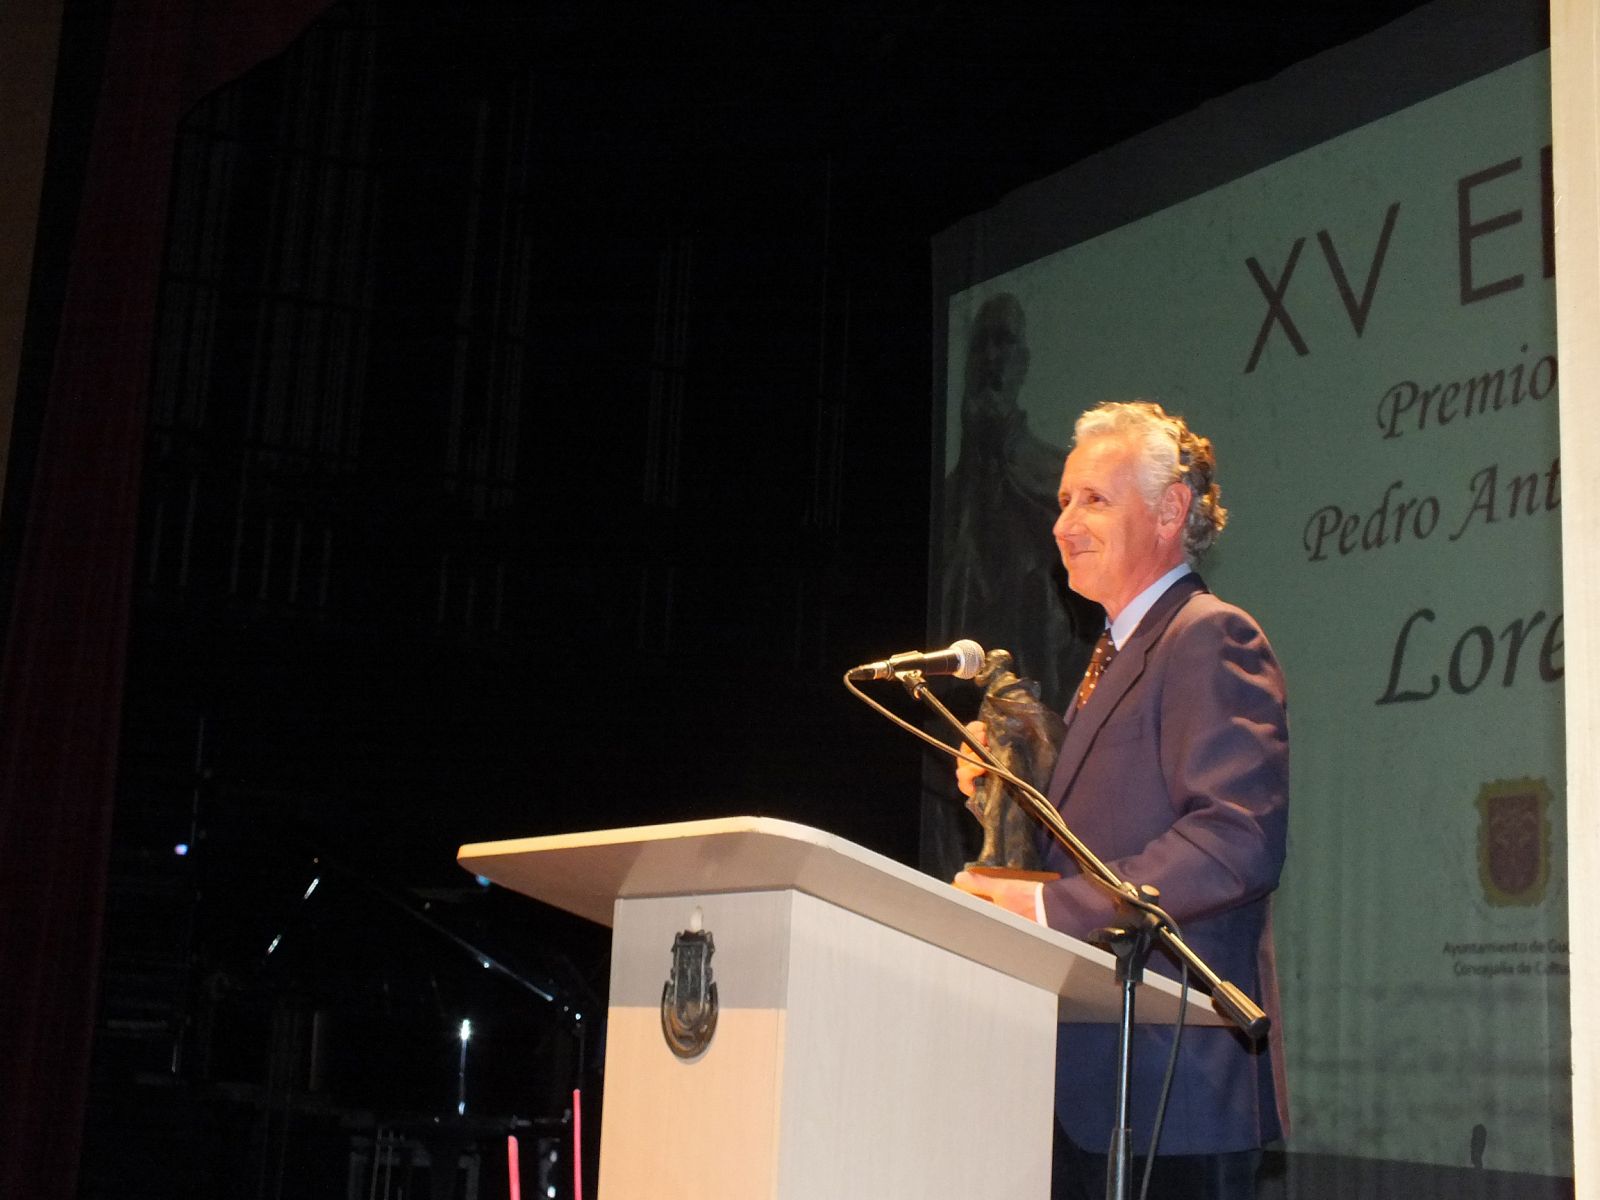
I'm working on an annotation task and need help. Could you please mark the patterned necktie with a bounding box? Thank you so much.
[1075,629,1117,710]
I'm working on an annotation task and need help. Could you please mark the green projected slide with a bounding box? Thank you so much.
[938,53,1566,1175]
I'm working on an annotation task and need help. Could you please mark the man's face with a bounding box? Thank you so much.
[1053,433,1187,620]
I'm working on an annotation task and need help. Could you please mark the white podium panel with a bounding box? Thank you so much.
[601,889,1053,1198]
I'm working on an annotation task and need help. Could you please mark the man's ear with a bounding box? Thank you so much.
[1157,481,1192,541]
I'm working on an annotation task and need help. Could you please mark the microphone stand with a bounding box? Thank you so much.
[893,670,1268,1200]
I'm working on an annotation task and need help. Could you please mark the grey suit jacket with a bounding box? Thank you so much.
[1039,572,1290,1155]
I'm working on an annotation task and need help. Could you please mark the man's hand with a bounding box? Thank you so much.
[955,719,988,801]
[952,870,1043,922]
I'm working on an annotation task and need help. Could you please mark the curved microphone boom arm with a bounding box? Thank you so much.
[842,665,1268,1041]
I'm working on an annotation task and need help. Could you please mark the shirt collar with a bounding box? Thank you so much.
[1107,563,1192,649]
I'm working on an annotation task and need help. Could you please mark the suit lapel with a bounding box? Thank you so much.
[1046,573,1207,806]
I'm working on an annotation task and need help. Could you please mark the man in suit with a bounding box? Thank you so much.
[955,400,1289,1200]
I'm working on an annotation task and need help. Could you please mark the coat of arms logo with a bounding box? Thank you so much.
[1476,777,1551,907]
[661,928,718,1058]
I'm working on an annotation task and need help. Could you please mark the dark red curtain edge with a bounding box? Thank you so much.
[0,2,329,1195]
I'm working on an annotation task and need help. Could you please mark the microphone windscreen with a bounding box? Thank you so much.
[950,639,985,679]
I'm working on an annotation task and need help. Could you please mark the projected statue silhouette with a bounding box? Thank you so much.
[940,294,1097,712]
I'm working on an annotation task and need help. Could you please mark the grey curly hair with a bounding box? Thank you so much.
[1073,400,1228,564]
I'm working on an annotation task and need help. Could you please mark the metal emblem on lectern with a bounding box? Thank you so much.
[661,929,718,1058]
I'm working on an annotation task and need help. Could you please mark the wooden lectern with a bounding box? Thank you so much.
[458,816,1218,1199]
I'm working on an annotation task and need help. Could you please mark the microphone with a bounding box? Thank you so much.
[846,639,985,682]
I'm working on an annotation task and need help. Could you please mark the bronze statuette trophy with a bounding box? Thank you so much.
[961,648,1063,887]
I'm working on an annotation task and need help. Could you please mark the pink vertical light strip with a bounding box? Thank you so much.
[571,1088,584,1200]
[505,1134,520,1200]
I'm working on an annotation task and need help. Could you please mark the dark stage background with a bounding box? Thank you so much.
[0,3,1485,1198]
